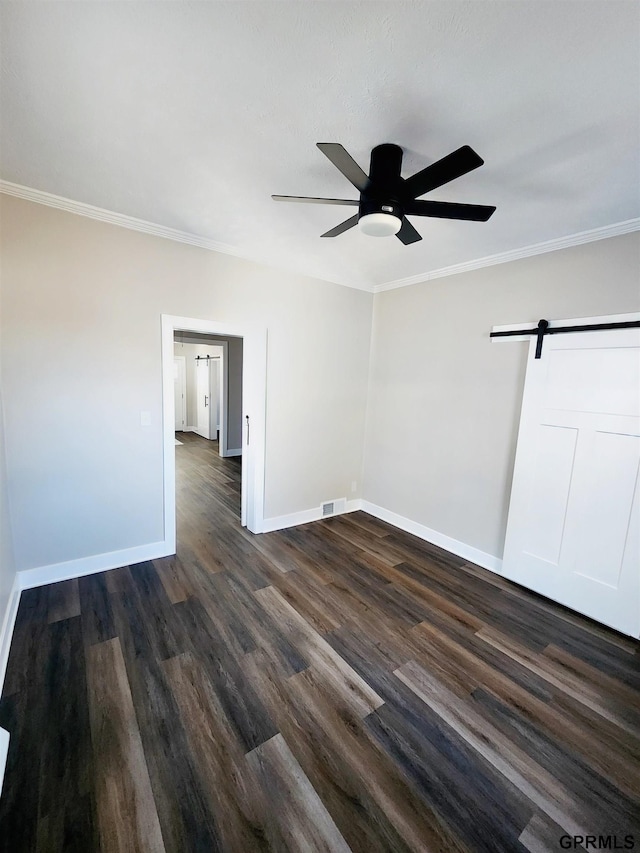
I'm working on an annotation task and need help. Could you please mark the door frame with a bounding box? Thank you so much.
[161,314,267,542]
[173,355,187,431]
[216,340,234,457]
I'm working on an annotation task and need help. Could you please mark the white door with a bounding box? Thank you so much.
[195,359,211,439]
[502,326,640,637]
[173,356,186,431]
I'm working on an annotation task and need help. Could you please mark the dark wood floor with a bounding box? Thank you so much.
[1,431,639,852]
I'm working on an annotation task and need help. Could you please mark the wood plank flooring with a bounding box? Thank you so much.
[1,431,639,852]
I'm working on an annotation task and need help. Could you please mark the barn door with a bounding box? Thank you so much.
[502,326,640,636]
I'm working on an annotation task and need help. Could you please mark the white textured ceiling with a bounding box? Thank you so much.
[1,1,638,291]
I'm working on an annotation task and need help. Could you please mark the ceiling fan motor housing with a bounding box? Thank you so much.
[358,195,403,221]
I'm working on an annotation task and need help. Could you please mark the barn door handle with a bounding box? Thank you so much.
[204,395,209,407]
[245,415,250,445]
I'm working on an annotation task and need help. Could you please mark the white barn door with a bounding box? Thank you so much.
[502,326,640,637]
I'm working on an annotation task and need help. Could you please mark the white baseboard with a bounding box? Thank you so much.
[17,540,174,591]
[360,501,502,574]
[260,499,362,534]
[0,726,9,799]
[224,448,242,457]
[0,575,21,698]
[259,499,502,575]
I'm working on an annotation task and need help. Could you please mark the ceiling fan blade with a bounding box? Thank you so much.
[404,200,496,221]
[272,195,358,206]
[317,143,369,192]
[320,214,359,238]
[396,218,422,245]
[403,145,484,199]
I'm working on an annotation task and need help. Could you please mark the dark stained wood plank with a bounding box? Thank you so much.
[471,686,640,838]
[408,619,640,798]
[518,812,584,853]
[1,585,49,697]
[36,616,98,853]
[174,595,279,752]
[395,659,590,838]
[338,510,397,538]
[0,689,43,851]
[162,652,271,852]
[364,693,533,853]
[246,733,351,852]
[109,593,223,853]
[477,626,640,736]
[47,578,81,624]
[243,648,466,853]
[221,572,309,676]
[254,584,384,719]
[86,637,165,853]
[123,561,187,662]
[152,555,192,604]
[79,572,116,647]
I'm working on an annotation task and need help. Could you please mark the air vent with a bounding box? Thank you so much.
[321,498,346,518]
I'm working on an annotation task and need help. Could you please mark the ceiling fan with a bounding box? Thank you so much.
[272,142,496,244]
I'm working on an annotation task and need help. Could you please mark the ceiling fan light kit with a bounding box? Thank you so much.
[273,140,496,245]
[359,212,402,237]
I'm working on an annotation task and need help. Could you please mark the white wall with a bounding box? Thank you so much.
[363,232,640,562]
[0,313,16,640]
[0,259,17,693]
[0,194,372,572]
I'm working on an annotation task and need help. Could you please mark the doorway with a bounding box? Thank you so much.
[161,315,267,544]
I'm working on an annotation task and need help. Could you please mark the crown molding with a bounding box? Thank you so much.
[373,218,640,293]
[0,180,366,291]
[0,179,247,256]
[3,180,637,296]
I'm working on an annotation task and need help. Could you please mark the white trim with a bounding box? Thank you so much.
[360,500,502,574]
[3,180,637,296]
[0,575,21,698]
[260,499,362,534]
[0,180,364,292]
[0,180,245,258]
[216,341,230,457]
[0,726,9,799]
[16,540,172,591]
[225,448,242,457]
[491,312,640,343]
[162,315,267,538]
[173,355,187,430]
[374,219,640,293]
